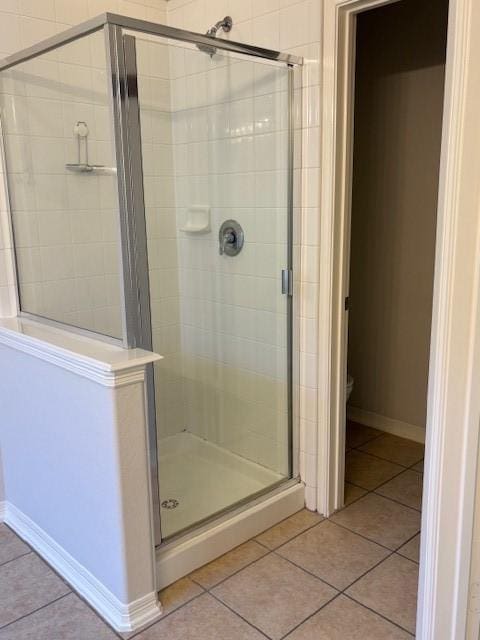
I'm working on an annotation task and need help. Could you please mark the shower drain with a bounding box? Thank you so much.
[161,498,179,510]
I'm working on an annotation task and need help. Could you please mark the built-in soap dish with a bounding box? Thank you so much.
[179,206,211,234]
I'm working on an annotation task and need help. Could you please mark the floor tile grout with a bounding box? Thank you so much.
[208,590,273,639]
[343,592,415,636]
[0,591,72,632]
[0,550,32,568]
[189,546,271,591]
[343,484,369,509]
[254,515,326,552]
[271,548,343,593]
[348,447,411,469]
[277,592,340,639]
[273,543,413,638]
[393,550,420,566]
[346,459,422,497]
[204,517,420,638]
[349,434,424,468]
[324,517,399,552]
[373,488,422,512]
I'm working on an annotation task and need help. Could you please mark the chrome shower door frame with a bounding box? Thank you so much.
[104,23,162,545]
[105,20,302,548]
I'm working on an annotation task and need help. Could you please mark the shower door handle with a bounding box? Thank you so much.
[282,269,293,295]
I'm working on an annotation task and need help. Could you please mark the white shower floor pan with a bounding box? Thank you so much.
[158,431,284,538]
[156,432,304,589]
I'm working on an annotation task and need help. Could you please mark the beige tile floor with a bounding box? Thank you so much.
[0,421,423,639]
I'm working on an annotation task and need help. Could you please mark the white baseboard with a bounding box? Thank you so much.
[3,502,162,633]
[0,501,6,523]
[347,406,426,444]
[157,482,305,590]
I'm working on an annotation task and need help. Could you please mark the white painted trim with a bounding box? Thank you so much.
[0,317,162,387]
[4,502,162,633]
[0,501,6,523]
[347,407,426,444]
[156,482,305,590]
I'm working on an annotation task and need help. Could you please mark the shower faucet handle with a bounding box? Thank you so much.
[218,220,244,256]
[219,230,235,254]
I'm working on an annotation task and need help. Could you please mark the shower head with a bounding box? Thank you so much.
[196,16,233,57]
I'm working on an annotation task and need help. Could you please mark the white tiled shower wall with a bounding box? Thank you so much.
[0,0,168,328]
[0,0,322,509]
[170,46,290,474]
[136,37,292,475]
[0,32,125,337]
[165,0,322,505]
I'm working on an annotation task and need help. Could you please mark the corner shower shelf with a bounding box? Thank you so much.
[65,163,117,175]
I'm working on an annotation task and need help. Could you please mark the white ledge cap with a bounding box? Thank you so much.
[0,317,163,387]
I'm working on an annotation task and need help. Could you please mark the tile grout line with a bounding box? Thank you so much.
[348,448,411,470]
[343,592,415,637]
[254,516,326,552]
[189,546,272,592]
[349,433,424,468]
[345,459,421,498]
[328,430,423,633]
[205,521,420,639]
[273,543,415,639]
[373,488,422,512]
[0,549,32,568]
[328,515,414,552]
[277,591,341,640]
[343,484,369,508]
[271,548,347,593]
[191,521,333,595]
[277,539,417,638]
[346,476,423,513]
[188,433,424,640]
[0,592,72,632]
[208,589,273,640]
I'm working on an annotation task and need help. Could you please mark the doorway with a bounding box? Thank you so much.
[331,0,449,634]
[344,0,448,505]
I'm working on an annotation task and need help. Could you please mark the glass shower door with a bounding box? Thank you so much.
[133,35,292,539]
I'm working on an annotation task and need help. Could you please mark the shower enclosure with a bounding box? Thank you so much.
[0,14,301,547]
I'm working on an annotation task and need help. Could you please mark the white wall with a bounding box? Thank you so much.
[0,336,159,627]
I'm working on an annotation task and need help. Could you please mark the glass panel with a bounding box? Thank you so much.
[134,35,291,538]
[0,31,123,339]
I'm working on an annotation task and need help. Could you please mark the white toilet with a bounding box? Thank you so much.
[346,374,354,402]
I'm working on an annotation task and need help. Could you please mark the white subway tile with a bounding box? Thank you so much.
[279,0,308,50]
[0,12,21,53]
[54,0,89,25]
[252,10,279,50]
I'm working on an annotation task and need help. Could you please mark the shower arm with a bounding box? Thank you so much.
[206,16,233,38]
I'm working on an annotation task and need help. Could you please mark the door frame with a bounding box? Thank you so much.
[318,0,480,637]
